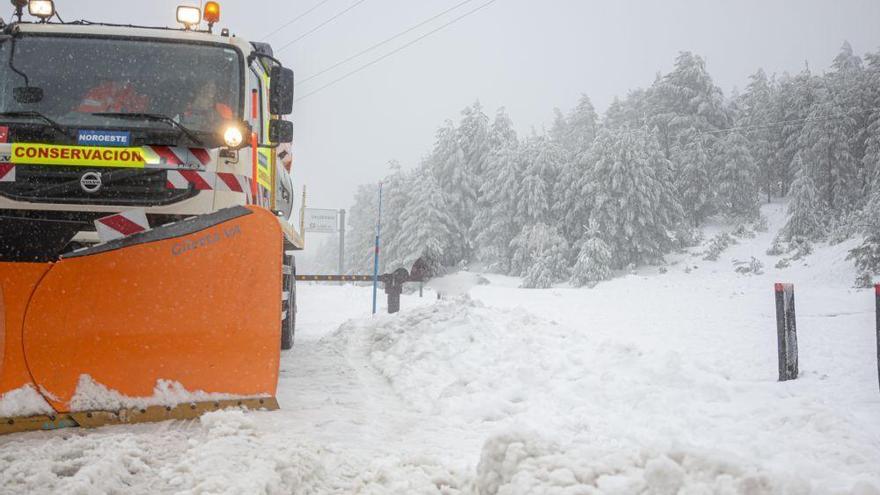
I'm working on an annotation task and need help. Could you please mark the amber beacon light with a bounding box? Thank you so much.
[204,2,220,25]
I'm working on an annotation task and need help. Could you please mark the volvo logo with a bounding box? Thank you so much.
[80,172,103,194]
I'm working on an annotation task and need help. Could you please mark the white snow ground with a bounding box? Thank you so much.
[1,201,879,494]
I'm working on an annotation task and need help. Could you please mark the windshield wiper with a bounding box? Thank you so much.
[0,111,75,140]
[91,112,205,147]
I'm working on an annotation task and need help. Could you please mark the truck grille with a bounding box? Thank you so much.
[0,166,198,206]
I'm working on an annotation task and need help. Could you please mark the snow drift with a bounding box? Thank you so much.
[335,296,880,493]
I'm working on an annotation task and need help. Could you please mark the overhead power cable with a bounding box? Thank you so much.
[295,0,501,102]
[617,107,880,142]
[299,0,479,85]
[277,0,370,52]
[263,0,335,41]
[698,107,880,136]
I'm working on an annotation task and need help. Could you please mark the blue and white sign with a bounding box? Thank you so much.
[77,130,131,147]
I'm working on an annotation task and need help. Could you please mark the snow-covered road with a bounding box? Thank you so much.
[2,203,880,494]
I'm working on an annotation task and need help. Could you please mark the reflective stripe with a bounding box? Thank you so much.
[0,164,14,182]
[94,209,150,243]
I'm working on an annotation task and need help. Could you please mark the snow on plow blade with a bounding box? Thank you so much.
[0,206,283,434]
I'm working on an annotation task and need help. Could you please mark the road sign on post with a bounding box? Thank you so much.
[303,208,339,234]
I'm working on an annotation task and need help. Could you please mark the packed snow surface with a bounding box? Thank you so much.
[69,376,260,412]
[1,203,879,493]
[0,385,53,418]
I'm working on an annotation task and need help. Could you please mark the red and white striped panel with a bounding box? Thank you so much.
[214,172,251,194]
[166,171,253,203]
[145,146,213,171]
[166,170,215,190]
[0,164,13,182]
[94,209,150,243]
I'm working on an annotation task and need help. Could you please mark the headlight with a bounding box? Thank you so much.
[28,0,54,19]
[223,125,243,148]
[176,6,201,28]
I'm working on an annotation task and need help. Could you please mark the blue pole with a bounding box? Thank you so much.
[371,183,383,315]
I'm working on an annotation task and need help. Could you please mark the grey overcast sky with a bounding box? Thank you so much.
[34,0,880,210]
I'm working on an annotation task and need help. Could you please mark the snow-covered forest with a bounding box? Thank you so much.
[329,43,880,288]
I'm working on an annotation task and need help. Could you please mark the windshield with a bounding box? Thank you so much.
[0,35,241,138]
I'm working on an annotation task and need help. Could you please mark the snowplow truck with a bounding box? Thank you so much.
[0,2,302,434]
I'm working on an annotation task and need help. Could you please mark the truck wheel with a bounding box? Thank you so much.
[281,253,296,350]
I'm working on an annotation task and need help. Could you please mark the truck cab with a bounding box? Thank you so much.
[0,5,298,260]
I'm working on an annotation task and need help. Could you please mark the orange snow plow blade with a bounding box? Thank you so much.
[0,206,284,434]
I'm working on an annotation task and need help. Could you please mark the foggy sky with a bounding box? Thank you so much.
[20,0,880,212]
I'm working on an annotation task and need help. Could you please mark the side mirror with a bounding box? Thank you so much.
[269,119,293,144]
[269,66,294,116]
[14,86,43,104]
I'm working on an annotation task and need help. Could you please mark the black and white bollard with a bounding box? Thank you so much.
[875,284,880,392]
[774,283,798,381]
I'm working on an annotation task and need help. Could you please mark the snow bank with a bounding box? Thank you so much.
[69,375,265,412]
[338,296,578,423]
[336,296,880,492]
[0,384,54,417]
[475,431,852,495]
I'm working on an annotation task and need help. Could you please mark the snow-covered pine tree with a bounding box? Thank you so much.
[517,134,561,226]
[783,155,824,240]
[675,130,714,226]
[457,101,491,179]
[775,66,819,197]
[473,108,520,272]
[604,89,652,131]
[739,69,778,200]
[829,42,870,191]
[380,160,412,271]
[428,121,470,265]
[588,126,680,268]
[397,167,453,275]
[650,52,730,160]
[522,254,554,289]
[552,95,600,247]
[507,133,568,281]
[553,94,600,154]
[717,131,760,220]
[569,222,612,287]
[344,184,380,274]
[487,107,517,151]
[861,50,880,193]
[511,223,569,286]
[455,102,490,261]
[798,91,860,214]
[847,191,880,287]
[549,108,568,147]
[552,152,594,249]
[642,127,685,236]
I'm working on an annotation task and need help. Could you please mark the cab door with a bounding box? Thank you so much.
[246,64,274,209]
